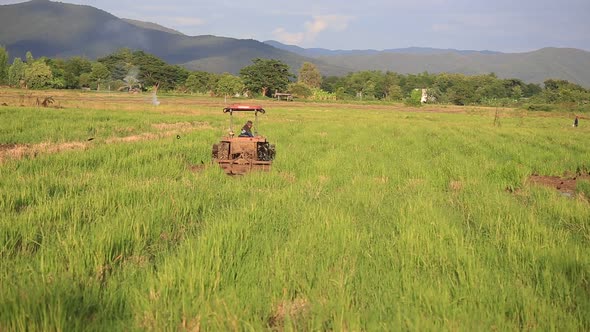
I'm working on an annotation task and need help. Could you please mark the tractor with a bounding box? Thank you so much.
[211,104,276,175]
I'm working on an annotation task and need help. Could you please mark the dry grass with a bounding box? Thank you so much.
[449,180,463,191]
[268,298,310,330]
[0,141,89,163]
[0,122,210,163]
[0,88,560,119]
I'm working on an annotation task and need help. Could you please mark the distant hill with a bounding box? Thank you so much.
[315,47,590,86]
[122,18,185,36]
[2,0,590,86]
[0,0,349,75]
[264,40,502,57]
[264,40,590,87]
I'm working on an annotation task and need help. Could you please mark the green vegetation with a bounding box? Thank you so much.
[4,48,590,112]
[0,46,8,85]
[1,95,589,330]
[297,62,322,89]
[240,58,294,97]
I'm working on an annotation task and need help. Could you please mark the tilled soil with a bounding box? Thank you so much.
[528,174,590,193]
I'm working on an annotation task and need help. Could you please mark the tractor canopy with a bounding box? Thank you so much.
[223,104,266,114]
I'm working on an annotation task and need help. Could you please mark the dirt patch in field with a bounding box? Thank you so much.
[449,180,463,191]
[105,132,163,143]
[528,173,590,196]
[152,121,209,130]
[268,297,310,329]
[0,143,18,151]
[106,122,209,143]
[0,122,211,163]
[0,142,90,163]
[279,171,297,183]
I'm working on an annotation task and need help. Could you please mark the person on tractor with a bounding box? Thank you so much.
[239,120,254,137]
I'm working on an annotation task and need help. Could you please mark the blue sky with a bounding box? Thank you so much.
[2,0,589,52]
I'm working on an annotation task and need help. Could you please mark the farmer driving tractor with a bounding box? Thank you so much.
[239,120,254,137]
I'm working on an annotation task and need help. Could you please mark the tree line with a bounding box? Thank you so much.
[1,46,589,109]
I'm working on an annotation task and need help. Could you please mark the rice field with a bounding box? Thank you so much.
[1,89,589,331]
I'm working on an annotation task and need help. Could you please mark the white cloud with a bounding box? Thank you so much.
[272,28,305,45]
[272,14,354,45]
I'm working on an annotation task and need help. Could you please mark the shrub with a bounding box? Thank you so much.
[309,88,337,101]
[404,89,422,107]
[288,83,312,99]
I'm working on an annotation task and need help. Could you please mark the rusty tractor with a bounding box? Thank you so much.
[211,104,276,175]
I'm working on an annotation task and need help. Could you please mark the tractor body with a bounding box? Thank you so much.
[211,105,276,175]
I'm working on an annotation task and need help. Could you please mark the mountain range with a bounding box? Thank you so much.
[262,40,502,57]
[0,0,350,76]
[1,0,590,87]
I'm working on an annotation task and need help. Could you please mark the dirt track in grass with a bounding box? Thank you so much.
[0,122,211,163]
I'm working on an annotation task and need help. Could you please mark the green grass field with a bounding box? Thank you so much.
[1,90,589,331]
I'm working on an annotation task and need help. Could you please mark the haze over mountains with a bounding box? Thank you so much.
[262,40,503,57]
[2,0,590,87]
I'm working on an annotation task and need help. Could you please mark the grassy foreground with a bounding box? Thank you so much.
[1,91,589,331]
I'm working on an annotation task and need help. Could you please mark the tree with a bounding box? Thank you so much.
[240,58,293,97]
[42,58,67,89]
[346,71,382,100]
[383,71,403,100]
[64,57,92,89]
[132,50,183,90]
[523,83,542,98]
[215,73,244,100]
[0,46,8,85]
[90,62,111,91]
[97,49,189,91]
[540,79,589,103]
[404,72,435,95]
[8,57,25,87]
[98,48,134,81]
[24,61,53,89]
[25,51,34,64]
[297,62,322,88]
[185,71,213,94]
[387,84,404,101]
[447,81,473,105]
[79,73,91,88]
[511,86,523,100]
[320,75,345,93]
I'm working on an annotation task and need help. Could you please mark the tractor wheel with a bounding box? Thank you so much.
[216,142,230,160]
[212,144,219,158]
[257,142,276,161]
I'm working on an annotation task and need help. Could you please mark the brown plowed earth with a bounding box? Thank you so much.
[528,174,590,193]
[0,143,18,151]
